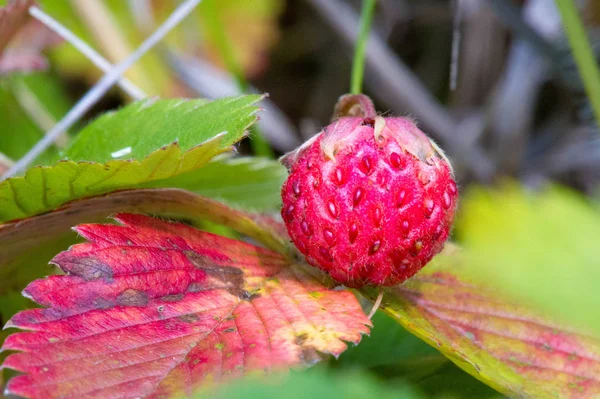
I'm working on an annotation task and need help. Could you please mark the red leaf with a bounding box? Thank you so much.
[2,214,370,398]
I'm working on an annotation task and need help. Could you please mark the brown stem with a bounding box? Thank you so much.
[333,93,377,121]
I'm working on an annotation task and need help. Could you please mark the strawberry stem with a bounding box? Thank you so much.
[333,94,377,120]
[350,0,376,95]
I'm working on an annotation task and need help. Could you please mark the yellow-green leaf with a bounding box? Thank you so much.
[361,245,600,399]
[457,183,600,335]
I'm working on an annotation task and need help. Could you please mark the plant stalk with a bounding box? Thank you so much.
[350,0,376,94]
[555,0,600,127]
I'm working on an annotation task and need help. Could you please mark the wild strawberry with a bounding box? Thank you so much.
[280,94,458,288]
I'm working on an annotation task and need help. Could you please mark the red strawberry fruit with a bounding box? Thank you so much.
[280,94,458,287]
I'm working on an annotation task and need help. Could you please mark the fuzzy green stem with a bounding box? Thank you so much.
[555,0,600,127]
[202,1,273,157]
[350,0,376,95]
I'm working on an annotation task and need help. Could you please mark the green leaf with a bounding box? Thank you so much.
[361,245,600,398]
[0,95,262,223]
[65,95,261,162]
[457,183,600,334]
[336,311,440,369]
[416,362,507,399]
[143,155,286,211]
[335,311,503,398]
[195,369,425,399]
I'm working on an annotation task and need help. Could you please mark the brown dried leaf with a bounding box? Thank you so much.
[0,0,34,54]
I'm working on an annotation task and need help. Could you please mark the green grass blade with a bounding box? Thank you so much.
[555,0,600,126]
